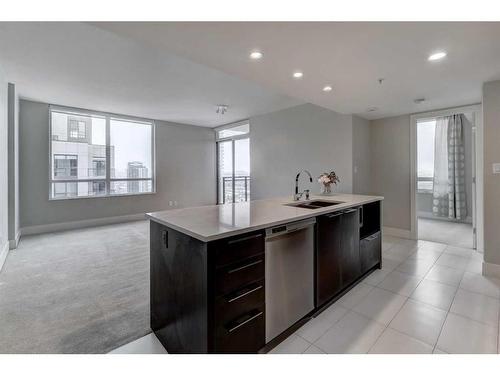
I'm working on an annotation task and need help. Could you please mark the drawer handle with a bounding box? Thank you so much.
[227,284,263,303]
[365,233,380,241]
[326,212,342,219]
[227,259,262,274]
[227,311,263,333]
[227,233,263,245]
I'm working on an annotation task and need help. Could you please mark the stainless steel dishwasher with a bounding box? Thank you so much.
[265,217,315,343]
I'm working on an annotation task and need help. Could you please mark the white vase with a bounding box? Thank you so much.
[321,183,332,195]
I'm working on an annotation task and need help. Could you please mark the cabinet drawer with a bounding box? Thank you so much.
[215,308,265,353]
[360,231,381,273]
[216,255,264,296]
[216,281,265,326]
[214,232,264,267]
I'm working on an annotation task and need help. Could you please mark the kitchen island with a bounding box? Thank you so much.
[146,194,383,353]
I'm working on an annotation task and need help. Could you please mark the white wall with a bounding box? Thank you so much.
[0,71,9,270]
[19,100,216,232]
[7,83,19,247]
[370,115,412,231]
[250,103,353,200]
[483,80,500,266]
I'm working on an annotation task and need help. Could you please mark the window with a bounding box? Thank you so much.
[92,158,106,177]
[68,118,88,141]
[216,121,250,204]
[54,154,78,178]
[50,107,155,199]
[417,119,436,192]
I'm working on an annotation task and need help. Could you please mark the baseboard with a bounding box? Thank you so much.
[417,212,473,224]
[482,261,500,279]
[383,226,412,239]
[20,213,147,236]
[9,231,20,249]
[0,241,9,273]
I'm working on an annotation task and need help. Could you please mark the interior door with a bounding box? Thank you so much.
[471,113,477,249]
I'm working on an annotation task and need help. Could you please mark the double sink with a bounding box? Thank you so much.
[284,200,344,210]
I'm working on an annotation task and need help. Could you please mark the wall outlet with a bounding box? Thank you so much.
[174,201,178,206]
[493,163,500,174]
[168,201,173,206]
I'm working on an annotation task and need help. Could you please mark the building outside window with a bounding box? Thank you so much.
[92,158,106,177]
[68,117,88,141]
[54,154,78,178]
[49,106,155,199]
[215,121,250,204]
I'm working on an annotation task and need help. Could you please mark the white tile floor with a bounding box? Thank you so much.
[109,235,500,354]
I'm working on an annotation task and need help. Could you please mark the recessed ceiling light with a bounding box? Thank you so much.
[323,85,333,92]
[249,51,263,60]
[414,98,426,104]
[293,71,303,79]
[428,51,447,61]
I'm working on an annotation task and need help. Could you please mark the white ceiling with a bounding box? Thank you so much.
[93,22,500,120]
[0,22,301,127]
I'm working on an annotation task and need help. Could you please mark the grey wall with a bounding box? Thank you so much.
[370,115,411,230]
[250,103,353,200]
[352,116,371,194]
[7,83,19,245]
[19,100,216,229]
[483,80,500,265]
[0,73,8,254]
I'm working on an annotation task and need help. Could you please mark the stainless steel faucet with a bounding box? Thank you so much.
[294,170,313,201]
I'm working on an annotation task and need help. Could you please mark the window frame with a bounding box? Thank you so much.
[416,118,437,194]
[215,120,250,204]
[49,105,156,200]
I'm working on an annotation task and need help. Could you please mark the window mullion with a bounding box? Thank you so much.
[105,116,111,195]
[232,139,236,204]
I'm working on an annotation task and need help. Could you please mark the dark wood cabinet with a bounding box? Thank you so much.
[340,208,361,286]
[316,208,366,307]
[360,231,382,274]
[316,212,343,306]
[150,221,265,354]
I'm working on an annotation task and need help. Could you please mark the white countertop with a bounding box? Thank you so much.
[146,194,383,242]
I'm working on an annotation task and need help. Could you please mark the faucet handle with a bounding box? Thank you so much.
[305,189,310,200]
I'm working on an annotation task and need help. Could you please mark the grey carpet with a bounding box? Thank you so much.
[0,220,151,353]
[418,217,474,249]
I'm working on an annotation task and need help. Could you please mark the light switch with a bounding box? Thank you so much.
[493,163,500,174]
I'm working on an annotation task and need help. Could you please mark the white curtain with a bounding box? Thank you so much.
[432,114,467,220]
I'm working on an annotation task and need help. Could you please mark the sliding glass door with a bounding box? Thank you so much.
[216,122,250,204]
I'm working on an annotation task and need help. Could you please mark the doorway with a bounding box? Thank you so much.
[410,105,483,250]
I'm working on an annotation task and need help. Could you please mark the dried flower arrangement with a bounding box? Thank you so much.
[318,171,340,194]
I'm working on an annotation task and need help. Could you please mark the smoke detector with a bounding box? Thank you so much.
[367,106,378,112]
[216,104,228,115]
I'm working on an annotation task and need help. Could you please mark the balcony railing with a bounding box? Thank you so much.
[53,167,106,179]
[417,176,434,192]
[221,176,250,204]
